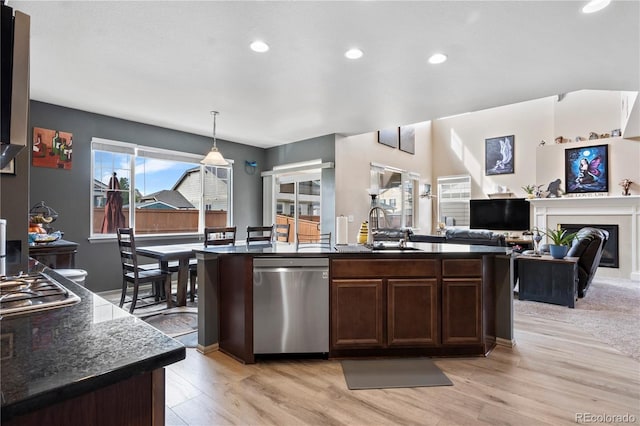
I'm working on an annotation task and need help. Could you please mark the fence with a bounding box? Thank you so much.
[93,208,227,234]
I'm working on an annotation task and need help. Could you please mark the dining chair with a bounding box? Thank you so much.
[204,226,237,247]
[116,228,171,313]
[296,232,332,250]
[274,223,291,243]
[246,225,273,246]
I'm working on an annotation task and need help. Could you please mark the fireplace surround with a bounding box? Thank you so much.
[529,196,639,281]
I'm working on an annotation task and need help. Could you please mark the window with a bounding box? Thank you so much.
[91,138,232,237]
[370,164,418,229]
[437,175,471,227]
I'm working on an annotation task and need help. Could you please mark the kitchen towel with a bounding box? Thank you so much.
[336,215,349,245]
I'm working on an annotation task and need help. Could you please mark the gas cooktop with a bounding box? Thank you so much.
[0,272,81,318]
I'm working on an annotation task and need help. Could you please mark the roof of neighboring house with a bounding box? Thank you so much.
[172,166,200,190]
[138,190,194,209]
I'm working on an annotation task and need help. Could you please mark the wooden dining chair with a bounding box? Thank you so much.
[116,228,172,313]
[275,223,291,243]
[204,226,237,247]
[296,232,332,250]
[246,225,273,246]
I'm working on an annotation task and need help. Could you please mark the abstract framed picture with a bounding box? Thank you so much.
[32,127,73,170]
[399,125,415,154]
[565,144,609,194]
[378,127,399,149]
[485,135,514,175]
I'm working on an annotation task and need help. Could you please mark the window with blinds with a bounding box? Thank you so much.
[437,175,470,227]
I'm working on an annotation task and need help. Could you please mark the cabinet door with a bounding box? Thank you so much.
[387,279,439,347]
[331,279,384,349]
[442,279,482,345]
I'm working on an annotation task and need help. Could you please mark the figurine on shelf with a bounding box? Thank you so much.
[589,132,599,140]
[620,179,633,196]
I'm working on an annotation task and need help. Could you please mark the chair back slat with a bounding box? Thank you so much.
[296,232,332,250]
[204,226,237,247]
[246,225,274,246]
[275,223,291,243]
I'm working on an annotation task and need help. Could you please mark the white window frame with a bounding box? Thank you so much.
[90,137,233,239]
[436,174,471,228]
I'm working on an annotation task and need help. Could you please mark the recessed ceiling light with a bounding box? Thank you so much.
[428,53,448,64]
[345,48,363,60]
[582,0,611,13]
[250,40,269,53]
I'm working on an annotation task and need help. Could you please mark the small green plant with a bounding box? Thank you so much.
[535,227,577,246]
[521,185,536,194]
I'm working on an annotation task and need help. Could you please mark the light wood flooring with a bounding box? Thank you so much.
[164,314,640,426]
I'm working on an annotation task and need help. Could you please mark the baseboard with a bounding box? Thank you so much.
[630,271,640,282]
[496,337,516,348]
[197,342,219,354]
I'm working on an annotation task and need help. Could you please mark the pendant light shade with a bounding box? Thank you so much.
[201,111,229,166]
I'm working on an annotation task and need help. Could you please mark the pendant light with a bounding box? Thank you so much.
[201,111,229,166]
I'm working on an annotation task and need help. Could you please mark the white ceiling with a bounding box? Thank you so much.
[10,0,640,149]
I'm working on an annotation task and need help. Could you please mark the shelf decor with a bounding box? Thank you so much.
[378,127,399,148]
[399,125,415,154]
[485,135,514,175]
[565,144,609,194]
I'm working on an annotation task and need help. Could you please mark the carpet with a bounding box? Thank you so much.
[101,289,199,348]
[341,358,453,390]
[514,276,640,360]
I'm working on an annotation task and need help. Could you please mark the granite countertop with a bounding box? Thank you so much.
[193,241,512,256]
[0,261,186,420]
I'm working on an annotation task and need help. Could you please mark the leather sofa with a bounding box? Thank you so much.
[409,228,506,246]
[537,227,609,297]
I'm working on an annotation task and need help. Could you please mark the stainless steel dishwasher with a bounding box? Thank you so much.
[253,257,329,354]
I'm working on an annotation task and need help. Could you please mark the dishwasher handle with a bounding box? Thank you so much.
[253,267,329,274]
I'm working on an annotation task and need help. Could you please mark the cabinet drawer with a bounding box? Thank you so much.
[331,259,437,278]
[442,259,482,277]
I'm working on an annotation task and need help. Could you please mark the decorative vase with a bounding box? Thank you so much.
[549,244,568,259]
[357,221,369,245]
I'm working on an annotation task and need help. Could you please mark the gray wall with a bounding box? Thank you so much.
[265,134,336,238]
[28,101,265,292]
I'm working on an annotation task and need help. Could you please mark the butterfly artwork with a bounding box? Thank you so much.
[565,144,609,194]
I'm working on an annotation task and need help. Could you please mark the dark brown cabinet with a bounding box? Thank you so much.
[330,256,492,357]
[330,259,441,355]
[442,278,482,345]
[387,278,439,347]
[28,239,78,269]
[331,279,384,348]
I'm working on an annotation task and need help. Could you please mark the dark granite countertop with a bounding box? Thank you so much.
[0,260,186,420]
[193,241,511,257]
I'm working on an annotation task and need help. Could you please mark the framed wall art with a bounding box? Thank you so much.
[565,144,609,194]
[485,135,514,175]
[32,127,73,170]
[399,125,415,154]
[378,127,399,149]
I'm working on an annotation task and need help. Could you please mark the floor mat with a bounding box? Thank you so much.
[341,357,453,390]
[142,310,198,338]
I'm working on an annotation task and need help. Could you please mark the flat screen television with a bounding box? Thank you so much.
[469,198,531,231]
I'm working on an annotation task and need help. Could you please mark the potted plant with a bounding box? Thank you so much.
[521,185,536,199]
[535,227,577,259]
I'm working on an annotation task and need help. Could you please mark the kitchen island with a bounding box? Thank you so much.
[194,242,513,364]
[0,261,186,425]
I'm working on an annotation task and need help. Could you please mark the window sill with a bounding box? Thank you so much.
[88,232,202,243]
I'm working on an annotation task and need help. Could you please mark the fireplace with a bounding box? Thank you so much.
[560,224,618,268]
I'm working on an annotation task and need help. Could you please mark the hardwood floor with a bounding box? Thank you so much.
[165,314,640,425]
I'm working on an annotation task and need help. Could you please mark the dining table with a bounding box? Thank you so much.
[135,242,205,307]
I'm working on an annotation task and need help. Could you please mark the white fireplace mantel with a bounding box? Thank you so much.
[529,196,640,280]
